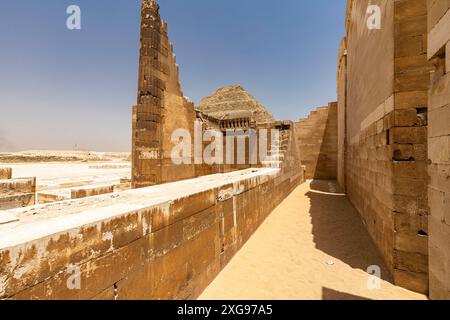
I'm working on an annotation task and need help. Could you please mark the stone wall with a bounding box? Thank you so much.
[295,103,338,180]
[131,1,301,189]
[0,166,303,300]
[0,168,12,180]
[132,0,196,189]
[0,178,36,210]
[71,185,115,200]
[427,0,450,300]
[337,39,347,191]
[343,0,430,294]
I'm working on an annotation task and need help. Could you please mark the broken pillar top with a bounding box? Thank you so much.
[142,0,159,11]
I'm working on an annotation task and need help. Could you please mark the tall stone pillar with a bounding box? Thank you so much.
[132,0,196,188]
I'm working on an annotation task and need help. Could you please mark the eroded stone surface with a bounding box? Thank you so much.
[427,0,450,300]
[197,86,274,123]
[0,168,304,300]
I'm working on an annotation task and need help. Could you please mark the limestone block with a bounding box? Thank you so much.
[393,126,427,144]
[429,164,450,194]
[0,177,36,210]
[427,0,450,32]
[429,216,450,254]
[395,91,428,109]
[0,168,12,180]
[429,136,450,164]
[71,185,115,200]
[429,104,450,137]
[429,186,450,223]
[395,68,430,92]
[394,109,420,127]
[429,240,450,299]
[395,0,427,20]
[393,269,429,294]
[446,41,450,73]
[428,7,450,58]
[37,192,70,204]
[394,250,429,274]
[395,36,425,58]
[429,72,450,111]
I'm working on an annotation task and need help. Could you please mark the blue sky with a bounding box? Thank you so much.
[0,0,346,152]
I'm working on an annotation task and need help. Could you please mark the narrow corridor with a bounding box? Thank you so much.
[200,181,426,300]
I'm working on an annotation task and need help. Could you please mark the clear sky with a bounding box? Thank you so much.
[0,0,346,152]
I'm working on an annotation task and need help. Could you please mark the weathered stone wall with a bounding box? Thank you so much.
[0,166,303,300]
[132,0,196,188]
[197,86,275,123]
[71,185,115,200]
[427,0,450,300]
[344,0,430,293]
[295,103,338,180]
[0,168,12,180]
[337,39,347,191]
[0,178,36,210]
[132,1,300,188]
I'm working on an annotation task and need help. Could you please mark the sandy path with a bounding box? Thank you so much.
[199,180,426,300]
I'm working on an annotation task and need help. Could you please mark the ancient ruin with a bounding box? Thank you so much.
[0,0,449,300]
[197,85,275,124]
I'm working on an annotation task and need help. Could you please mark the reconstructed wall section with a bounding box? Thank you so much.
[71,185,115,200]
[132,1,302,189]
[337,39,347,191]
[0,167,302,300]
[0,168,12,180]
[427,0,450,300]
[0,178,36,210]
[132,0,196,188]
[343,0,431,293]
[295,103,338,180]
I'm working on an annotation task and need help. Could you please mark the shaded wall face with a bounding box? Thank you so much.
[344,0,430,294]
[337,44,347,191]
[295,104,338,180]
[427,0,450,300]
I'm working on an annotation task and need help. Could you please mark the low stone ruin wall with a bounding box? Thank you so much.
[0,177,36,210]
[0,168,12,180]
[0,167,303,300]
[71,185,115,200]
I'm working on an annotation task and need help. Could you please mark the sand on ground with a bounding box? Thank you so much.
[199,180,427,300]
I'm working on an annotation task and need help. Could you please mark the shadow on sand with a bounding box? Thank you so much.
[306,180,393,283]
[322,287,371,300]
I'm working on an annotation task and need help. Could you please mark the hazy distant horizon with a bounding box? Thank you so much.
[0,0,346,152]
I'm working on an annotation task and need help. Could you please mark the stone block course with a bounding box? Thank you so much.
[0,167,303,300]
[0,168,12,180]
[427,2,450,299]
[0,177,36,210]
[295,103,338,179]
[343,0,430,294]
